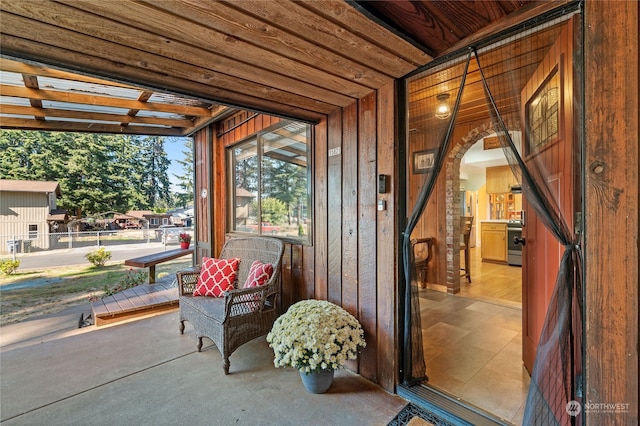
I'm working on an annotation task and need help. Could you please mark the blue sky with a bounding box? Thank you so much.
[163,136,191,191]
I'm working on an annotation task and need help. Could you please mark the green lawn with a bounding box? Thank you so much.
[0,259,191,325]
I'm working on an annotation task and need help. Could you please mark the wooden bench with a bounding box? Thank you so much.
[124,247,194,283]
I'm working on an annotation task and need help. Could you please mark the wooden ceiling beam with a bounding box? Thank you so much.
[49,0,369,101]
[264,141,307,159]
[224,0,416,77]
[122,91,154,127]
[0,31,332,121]
[0,58,139,89]
[19,73,45,120]
[186,105,234,136]
[300,0,432,67]
[0,7,345,114]
[138,0,396,86]
[1,104,195,127]
[264,151,307,168]
[0,117,184,136]
[0,84,211,116]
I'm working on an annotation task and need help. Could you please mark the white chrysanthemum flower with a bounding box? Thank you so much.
[267,300,366,373]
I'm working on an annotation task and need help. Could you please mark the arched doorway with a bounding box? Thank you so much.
[444,119,521,293]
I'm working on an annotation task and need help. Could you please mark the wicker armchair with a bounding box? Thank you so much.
[176,236,284,374]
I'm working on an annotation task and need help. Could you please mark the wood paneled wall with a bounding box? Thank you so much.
[584,1,638,424]
[195,84,399,391]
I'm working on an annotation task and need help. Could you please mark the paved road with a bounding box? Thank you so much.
[2,242,191,271]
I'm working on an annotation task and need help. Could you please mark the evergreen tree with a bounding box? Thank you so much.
[0,130,40,179]
[234,145,258,193]
[262,156,308,224]
[171,137,194,208]
[118,135,147,211]
[138,136,172,208]
[28,132,70,182]
[0,130,175,216]
[62,133,130,215]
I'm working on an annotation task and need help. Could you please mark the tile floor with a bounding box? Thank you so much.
[419,288,530,425]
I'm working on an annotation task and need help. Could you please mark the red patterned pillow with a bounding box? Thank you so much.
[242,260,274,289]
[193,257,240,297]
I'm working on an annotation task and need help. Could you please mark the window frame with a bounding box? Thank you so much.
[28,224,38,240]
[227,121,313,245]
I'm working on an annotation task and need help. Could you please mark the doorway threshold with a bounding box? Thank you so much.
[397,383,512,426]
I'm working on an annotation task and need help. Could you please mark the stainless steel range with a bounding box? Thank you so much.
[507,219,523,266]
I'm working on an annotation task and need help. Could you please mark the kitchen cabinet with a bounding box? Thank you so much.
[481,222,507,263]
[486,165,518,193]
[489,193,518,220]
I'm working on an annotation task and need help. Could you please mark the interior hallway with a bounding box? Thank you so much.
[419,247,528,425]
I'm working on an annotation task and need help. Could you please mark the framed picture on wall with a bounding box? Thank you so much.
[413,149,436,174]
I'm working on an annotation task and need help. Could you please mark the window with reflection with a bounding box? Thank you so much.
[526,68,560,154]
[229,121,311,243]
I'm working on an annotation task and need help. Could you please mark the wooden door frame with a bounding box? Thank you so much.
[584,1,639,423]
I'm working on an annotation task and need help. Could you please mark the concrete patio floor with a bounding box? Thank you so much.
[0,305,408,425]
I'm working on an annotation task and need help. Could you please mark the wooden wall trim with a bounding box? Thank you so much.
[341,102,359,372]
[341,102,359,314]
[358,91,379,381]
[314,117,329,301]
[584,1,639,424]
[212,124,225,256]
[327,110,343,305]
[194,127,212,260]
[377,81,399,391]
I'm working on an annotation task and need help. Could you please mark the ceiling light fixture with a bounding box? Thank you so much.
[435,93,451,120]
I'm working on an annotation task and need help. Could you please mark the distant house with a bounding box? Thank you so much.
[47,209,69,233]
[113,212,146,229]
[168,206,194,227]
[0,179,63,253]
[234,188,256,228]
[125,210,171,228]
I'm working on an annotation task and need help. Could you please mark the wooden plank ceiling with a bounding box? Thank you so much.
[355,1,541,57]
[406,22,566,132]
[0,0,549,136]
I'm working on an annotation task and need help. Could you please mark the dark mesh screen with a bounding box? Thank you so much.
[403,13,583,425]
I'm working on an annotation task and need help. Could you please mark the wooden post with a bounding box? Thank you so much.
[584,1,639,424]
